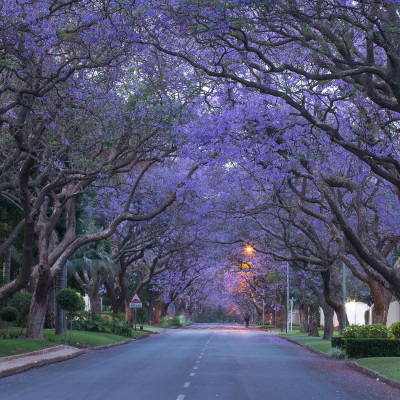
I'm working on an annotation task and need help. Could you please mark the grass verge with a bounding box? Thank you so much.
[279,329,335,354]
[356,357,400,383]
[0,326,150,357]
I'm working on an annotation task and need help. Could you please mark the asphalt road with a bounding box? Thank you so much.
[1,324,399,400]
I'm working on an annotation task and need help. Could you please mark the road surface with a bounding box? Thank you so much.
[1,323,399,399]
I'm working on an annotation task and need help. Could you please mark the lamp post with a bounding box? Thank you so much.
[343,262,347,330]
[262,289,265,326]
[286,262,289,334]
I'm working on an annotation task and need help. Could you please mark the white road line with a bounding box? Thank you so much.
[190,373,196,376]
[193,366,198,370]
[184,382,191,388]
[196,360,200,363]
[177,395,185,400]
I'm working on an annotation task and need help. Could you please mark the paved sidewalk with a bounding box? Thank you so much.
[0,345,86,378]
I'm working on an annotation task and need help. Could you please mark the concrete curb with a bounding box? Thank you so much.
[279,335,400,390]
[0,331,154,378]
[0,345,86,379]
[346,361,400,390]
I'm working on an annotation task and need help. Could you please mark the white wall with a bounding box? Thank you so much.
[320,301,369,327]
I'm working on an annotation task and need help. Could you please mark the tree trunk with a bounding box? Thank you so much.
[90,293,101,316]
[370,280,392,325]
[104,279,123,314]
[44,278,56,329]
[124,298,132,326]
[3,247,11,281]
[308,303,320,337]
[55,263,67,335]
[321,304,334,340]
[26,265,52,339]
[299,302,309,333]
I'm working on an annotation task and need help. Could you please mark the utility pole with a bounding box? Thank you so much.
[343,262,347,329]
[286,262,289,334]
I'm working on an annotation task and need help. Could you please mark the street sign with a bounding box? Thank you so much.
[129,302,142,308]
[130,292,141,303]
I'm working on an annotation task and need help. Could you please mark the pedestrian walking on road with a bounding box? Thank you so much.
[244,313,250,328]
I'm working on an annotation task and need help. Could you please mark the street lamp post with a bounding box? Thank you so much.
[286,262,289,334]
[262,289,265,326]
[343,262,347,330]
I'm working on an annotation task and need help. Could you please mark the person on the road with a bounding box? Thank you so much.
[244,313,250,328]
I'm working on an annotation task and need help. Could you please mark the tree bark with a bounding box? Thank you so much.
[26,265,52,339]
[299,302,309,333]
[55,263,67,335]
[308,303,320,337]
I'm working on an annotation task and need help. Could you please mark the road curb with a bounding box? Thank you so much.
[0,332,155,378]
[0,346,86,379]
[346,361,400,390]
[279,335,400,390]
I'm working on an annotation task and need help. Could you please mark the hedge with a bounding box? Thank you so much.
[344,338,400,358]
[331,337,345,349]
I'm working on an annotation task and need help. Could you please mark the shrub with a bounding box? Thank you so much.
[9,292,32,331]
[344,338,400,358]
[0,306,19,323]
[364,324,389,338]
[331,337,345,349]
[72,311,111,332]
[343,324,389,339]
[342,324,364,338]
[56,289,85,313]
[328,347,347,359]
[72,311,131,337]
[390,321,400,339]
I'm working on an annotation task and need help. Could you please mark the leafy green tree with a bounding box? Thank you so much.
[0,306,19,335]
[9,292,32,335]
[56,289,85,344]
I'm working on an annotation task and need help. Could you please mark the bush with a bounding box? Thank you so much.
[9,292,32,328]
[56,289,85,313]
[390,321,400,339]
[0,306,19,323]
[342,324,389,339]
[364,324,389,338]
[331,337,345,349]
[344,338,400,358]
[328,347,347,359]
[72,311,131,337]
[342,324,364,338]
[72,311,111,333]
[161,315,185,327]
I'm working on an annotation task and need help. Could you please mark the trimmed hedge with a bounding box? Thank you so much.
[344,338,400,358]
[331,337,345,349]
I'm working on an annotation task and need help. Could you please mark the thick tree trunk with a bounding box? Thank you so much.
[44,278,56,329]
[104,279,123,314]
[2,247,11,281]
[90,293,101,316]
[124,298,132,326]
[55,264,67,335]
[321,304,334,340]
[299,302,309,333]
[321,268,347,334]
[308,303,320,337]
[370,280,392,325]
[26,266,52,339]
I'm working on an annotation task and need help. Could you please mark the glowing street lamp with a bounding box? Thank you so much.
[246,245,253,254]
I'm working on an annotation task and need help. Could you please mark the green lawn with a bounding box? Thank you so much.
[0,339,56,358]
[356,357,400,382]
[0,326,150,358]
[279,328,339,353]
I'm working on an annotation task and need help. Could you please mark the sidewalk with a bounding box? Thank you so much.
[0,345,86,378]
